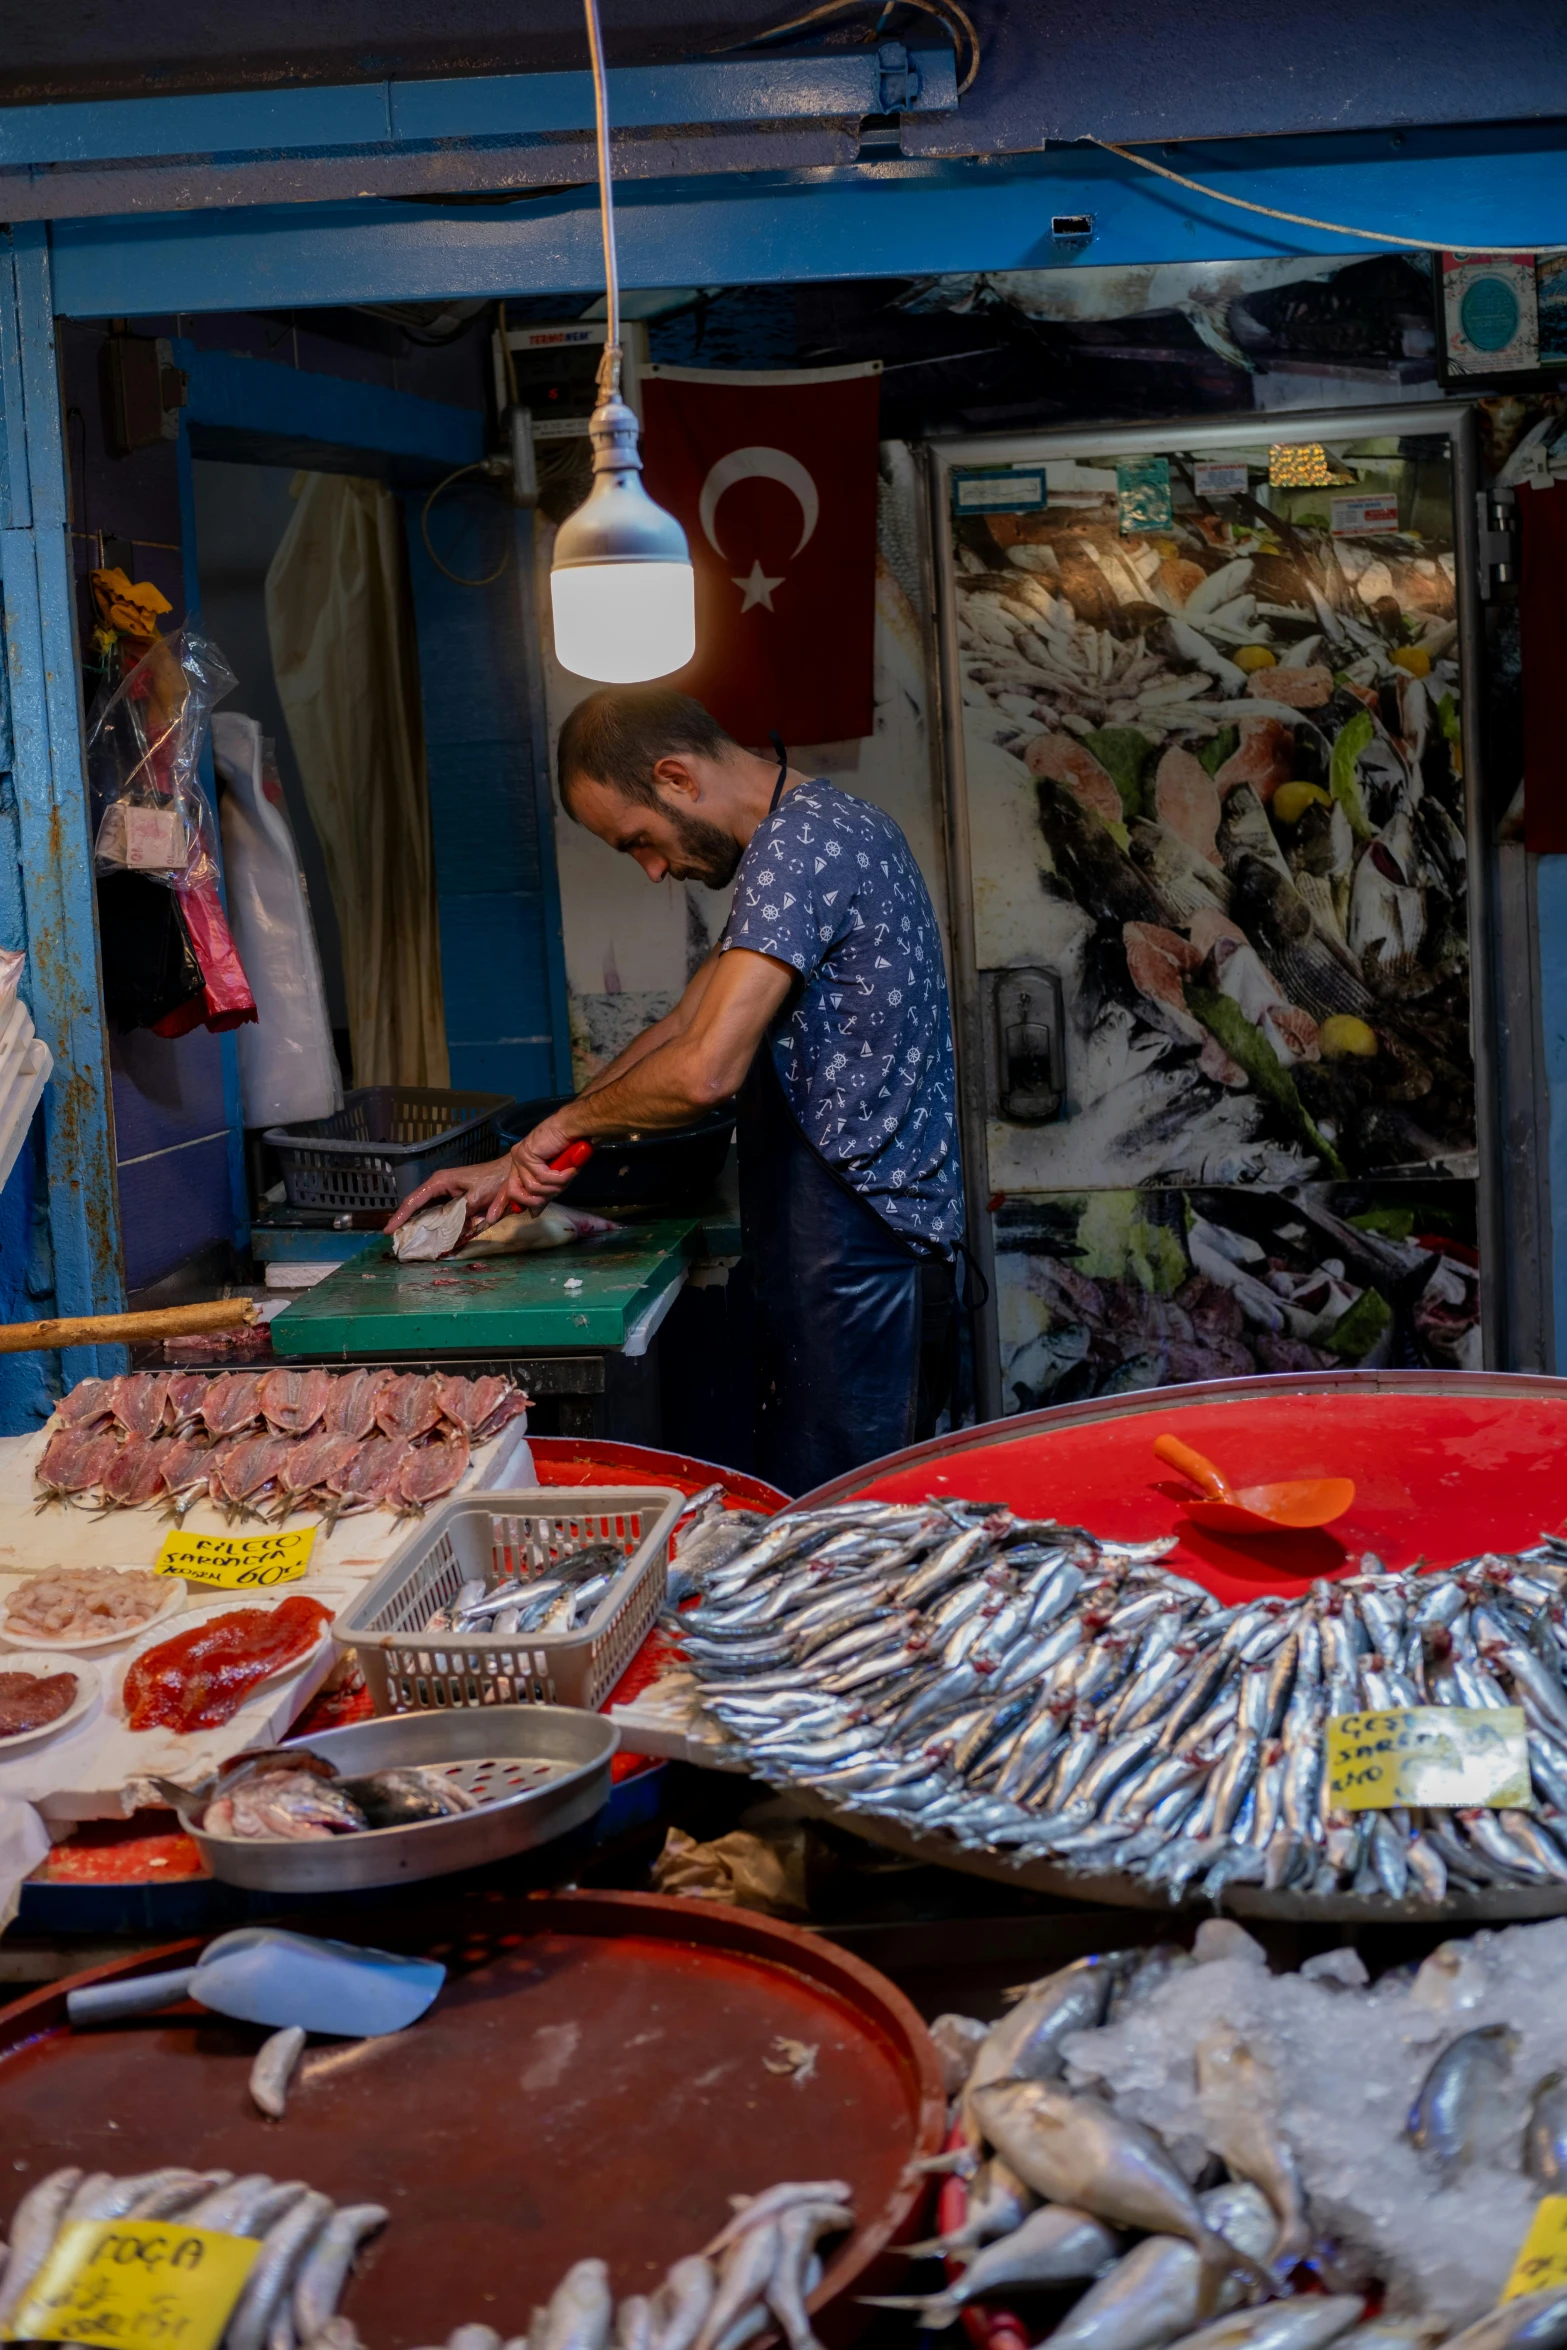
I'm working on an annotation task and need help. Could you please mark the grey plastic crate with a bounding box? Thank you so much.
[265,1086,516,1213]
[332,1485,683,1713]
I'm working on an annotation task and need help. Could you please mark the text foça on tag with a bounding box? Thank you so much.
[4,2218,261,2350]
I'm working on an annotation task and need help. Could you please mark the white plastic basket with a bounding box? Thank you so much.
[331,1485,682,1714]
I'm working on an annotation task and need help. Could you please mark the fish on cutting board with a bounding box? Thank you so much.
[392,1194,617,1264]
[458,1205,619,1258]
[392,1197,468,1263]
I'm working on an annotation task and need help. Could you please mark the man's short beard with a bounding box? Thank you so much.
[666,804,743,887]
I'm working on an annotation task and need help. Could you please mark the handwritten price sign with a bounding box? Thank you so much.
[4,2219,259,2349]
[154,1528,316,1589]
[1325,1706,1531,1812]
[1504,2195,1567,2300]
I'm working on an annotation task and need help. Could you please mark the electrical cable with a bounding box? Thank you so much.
[1088,136,1564,258]
[498,298,522,407]
[583,0,623,403]
[420,460,511,587]
[710,0,979,94]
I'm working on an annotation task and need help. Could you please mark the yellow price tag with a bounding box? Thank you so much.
[1503,2196,1567,2300]
[4,2218,259,2349]
[1326,1706,1531,1812]
[155,1527,316,1589]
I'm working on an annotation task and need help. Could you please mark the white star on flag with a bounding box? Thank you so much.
[732,557,785,612]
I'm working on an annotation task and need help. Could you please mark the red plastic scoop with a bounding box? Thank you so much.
[1153,1432,1355,1534]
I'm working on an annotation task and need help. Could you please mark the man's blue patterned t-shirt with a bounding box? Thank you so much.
[719,780,963,1254]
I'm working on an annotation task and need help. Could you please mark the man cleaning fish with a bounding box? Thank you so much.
[389,686,964,1495]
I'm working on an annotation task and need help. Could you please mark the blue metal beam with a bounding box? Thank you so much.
[0,47,956,174]
[48,122,1567,319]
[182,347,485,480]
[0,225,125,1382]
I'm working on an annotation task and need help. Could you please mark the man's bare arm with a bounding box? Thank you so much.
[576,945,724,1096]
[493,949,792,1213]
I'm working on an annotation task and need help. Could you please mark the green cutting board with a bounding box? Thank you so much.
[271,1220,700,1357]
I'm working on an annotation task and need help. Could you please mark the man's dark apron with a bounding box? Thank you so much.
[735,750,953,1498]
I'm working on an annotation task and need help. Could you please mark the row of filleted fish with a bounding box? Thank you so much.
[667,1497,1567,1903]
[36,1367,528,1523]
[871,1927,1567,2347]
[0,2166,386,2350]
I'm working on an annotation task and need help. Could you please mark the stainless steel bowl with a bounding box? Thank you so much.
[177,1706,618,1892]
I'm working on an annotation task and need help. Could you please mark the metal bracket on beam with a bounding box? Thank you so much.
[877,43,922,114]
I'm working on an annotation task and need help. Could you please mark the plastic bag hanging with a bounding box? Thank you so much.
[86,615,258,1035]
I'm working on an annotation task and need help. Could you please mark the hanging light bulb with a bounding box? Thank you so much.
[549,0,695,682]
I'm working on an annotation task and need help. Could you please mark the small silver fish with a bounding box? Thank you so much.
[866,2204,1122,2325]
[972,2080,1274,2310]
[1044,2184,1278,2350]
[1526,2071,1567,2188]
[1406,2024,1520,2178]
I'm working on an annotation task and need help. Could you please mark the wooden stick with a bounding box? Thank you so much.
[0,1297,258,1355]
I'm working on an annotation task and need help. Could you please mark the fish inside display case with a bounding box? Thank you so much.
[939,416,1484,1408]
[996,1184,1480,1415]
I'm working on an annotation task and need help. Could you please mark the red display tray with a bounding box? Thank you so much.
[0,1891,943,2349]
[799,1370,1567,1601]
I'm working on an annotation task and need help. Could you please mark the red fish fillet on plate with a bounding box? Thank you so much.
[123,1596,333,1733]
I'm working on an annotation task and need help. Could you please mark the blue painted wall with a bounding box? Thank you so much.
[404,484,570,1101]
[59,317,240,1296]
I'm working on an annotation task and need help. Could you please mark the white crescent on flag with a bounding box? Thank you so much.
[698,447,821,558]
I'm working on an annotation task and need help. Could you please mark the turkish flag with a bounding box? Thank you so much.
[640,362,881,745]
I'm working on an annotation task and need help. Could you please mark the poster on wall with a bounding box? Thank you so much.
[951,439,1473,1197]
[641,361,882,746]
[994,1184,1479,1415]
[1439,252,1540,376]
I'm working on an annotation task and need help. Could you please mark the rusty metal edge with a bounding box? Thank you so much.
[0,1889,947,2346]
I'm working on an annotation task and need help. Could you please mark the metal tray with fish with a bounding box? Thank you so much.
[0,1891,945,2350]
[162,1705,617,1891]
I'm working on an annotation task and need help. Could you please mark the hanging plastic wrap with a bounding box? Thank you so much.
[212,711,342,1126]
[86,626,257,1036]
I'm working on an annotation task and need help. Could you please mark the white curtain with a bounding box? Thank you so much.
[265,473,449,1089]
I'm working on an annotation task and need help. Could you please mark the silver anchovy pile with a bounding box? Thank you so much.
[671,1499,1567,1904]
[0,2167,386,2350]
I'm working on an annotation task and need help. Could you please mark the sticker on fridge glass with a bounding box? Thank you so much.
[1441,252,1540,374]
[952,469,1045,514]
[4,2219,260,2350]
[1331,493,1400,537]
[1326,1706,1531,1811]
[1539,255,1567,371]
[1116,455,1172,533]
[1194,462,1248,500]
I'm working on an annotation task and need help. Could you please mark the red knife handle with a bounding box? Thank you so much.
[549,1140,594,1174]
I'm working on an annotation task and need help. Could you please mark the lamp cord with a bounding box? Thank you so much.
[583,0,623,406]
[421,460,511,587]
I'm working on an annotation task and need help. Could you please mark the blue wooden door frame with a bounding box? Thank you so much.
[0,223,124,1380]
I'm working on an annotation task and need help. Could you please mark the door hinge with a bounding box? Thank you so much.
[1477,488,1517,599]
